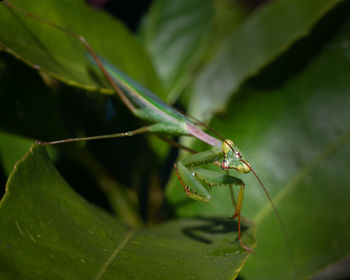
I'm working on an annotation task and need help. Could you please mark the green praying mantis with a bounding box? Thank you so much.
[0,0,290,253]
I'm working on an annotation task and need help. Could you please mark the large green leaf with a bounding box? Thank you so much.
[189,0,343,121]
[140,0,249,103]
[167,5,350,279]
[140,0,213,98]
[0,144,255,279]
[0,0,163,97]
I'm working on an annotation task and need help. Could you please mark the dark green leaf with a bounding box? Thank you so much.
[141,0,249,103]
[0,145,255,279]
[0,0,163,97]
[140,0,213,97]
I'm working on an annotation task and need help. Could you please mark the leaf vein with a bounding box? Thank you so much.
[94,229,136,280]
[254,128,350,224]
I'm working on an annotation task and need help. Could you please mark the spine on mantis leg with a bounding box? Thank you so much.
[174,163,212,202]
[173,146,229,202]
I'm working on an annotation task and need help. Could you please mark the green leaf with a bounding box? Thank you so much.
[189,0,343,121]
[140,0,212,95]
[0,144,255,279]
[141,0,249,103]
[168,5,350,279]
[0,0,163,97]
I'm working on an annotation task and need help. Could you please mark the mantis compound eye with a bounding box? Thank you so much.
[221,139,234,155]
[236,163,251,173]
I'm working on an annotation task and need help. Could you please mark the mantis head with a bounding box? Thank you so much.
[221,139,250,173]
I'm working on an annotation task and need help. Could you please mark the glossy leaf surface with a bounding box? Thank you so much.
[0,145,254,279]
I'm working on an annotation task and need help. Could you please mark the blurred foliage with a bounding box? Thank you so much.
[0,0,349,279]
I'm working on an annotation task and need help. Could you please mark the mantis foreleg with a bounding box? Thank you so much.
[174,149,253,251]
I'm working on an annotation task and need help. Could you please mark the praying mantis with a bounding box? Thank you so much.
[0,0,289,253]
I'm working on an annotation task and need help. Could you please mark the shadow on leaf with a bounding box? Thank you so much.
[181,216,248,244]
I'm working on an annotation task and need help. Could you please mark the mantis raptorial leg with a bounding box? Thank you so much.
[173,140,252,252]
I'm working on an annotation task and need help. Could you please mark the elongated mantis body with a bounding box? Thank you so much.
[0,0,290,254]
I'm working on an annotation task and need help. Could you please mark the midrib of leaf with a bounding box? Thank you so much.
[254,128,350,225]
[94,229,136,280]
